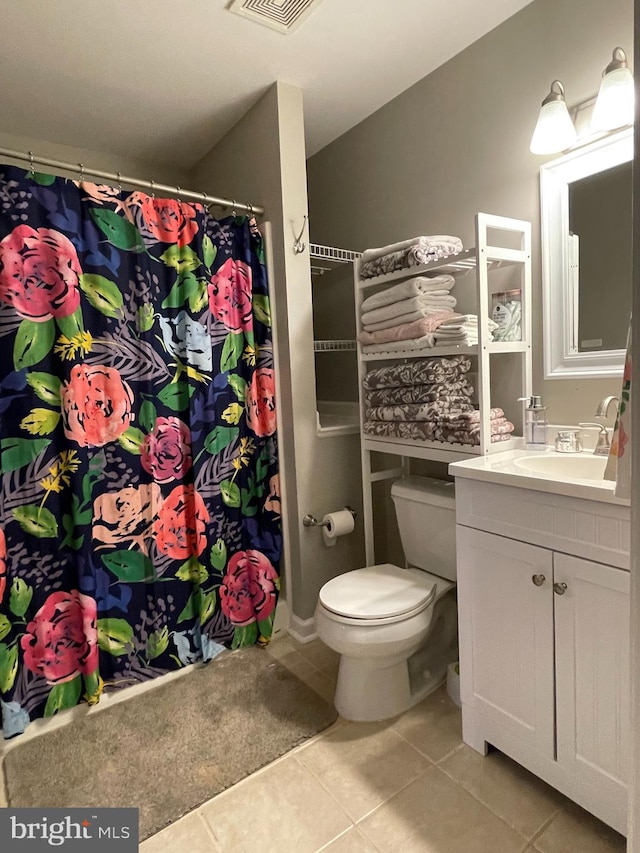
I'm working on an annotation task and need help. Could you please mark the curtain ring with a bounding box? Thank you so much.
[28,151,35,177]
[247,203,254,219]
[232,199,238,217]
[78,163,85,182]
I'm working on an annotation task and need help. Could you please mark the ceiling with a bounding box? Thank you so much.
[0,0,534,170]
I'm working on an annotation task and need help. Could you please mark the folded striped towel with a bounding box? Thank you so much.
[362,237,463,264]
[366,399,474,422]
[439,408,505,425]
[360,275,456,314]
[365,380,474,408]
[363,356,472,389]
[362,294,457,327]
[361,245,463,279]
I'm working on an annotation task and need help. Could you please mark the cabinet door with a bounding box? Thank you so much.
[554,553,630,822]
[457,526,555,758]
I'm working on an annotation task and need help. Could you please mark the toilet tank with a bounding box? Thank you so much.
[390,476,457,581]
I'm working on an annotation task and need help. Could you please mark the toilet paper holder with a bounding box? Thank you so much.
[303,506,356,528]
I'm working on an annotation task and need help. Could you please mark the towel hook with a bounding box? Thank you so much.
[293,215,307,254]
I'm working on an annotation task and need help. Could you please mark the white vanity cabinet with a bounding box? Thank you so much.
[554,553,630,821]
[453,475,631,836]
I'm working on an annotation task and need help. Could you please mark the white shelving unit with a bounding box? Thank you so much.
[355,213,532,562]
[313,339,358,352]
[310,243,361,277]
[310,243,361,353]
[311,243,362,436]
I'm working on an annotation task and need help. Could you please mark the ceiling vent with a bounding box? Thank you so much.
[228,0,325,34]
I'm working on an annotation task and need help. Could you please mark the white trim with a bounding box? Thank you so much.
[262,222,293,636]
[287,614,318,644]
[540,128,632,379]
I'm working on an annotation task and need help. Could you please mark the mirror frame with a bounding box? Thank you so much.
[540,127,632,379]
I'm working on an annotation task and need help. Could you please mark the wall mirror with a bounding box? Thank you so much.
[540,127,632,378]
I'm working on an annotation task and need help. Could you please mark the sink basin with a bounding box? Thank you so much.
[514,453,608,481]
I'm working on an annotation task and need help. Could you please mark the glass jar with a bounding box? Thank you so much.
[491,289,522,342]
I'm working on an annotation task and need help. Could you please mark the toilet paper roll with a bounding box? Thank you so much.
[321,509,355,547]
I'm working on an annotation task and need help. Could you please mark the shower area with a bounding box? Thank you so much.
[0,156,282,739]
[0,80,365,749]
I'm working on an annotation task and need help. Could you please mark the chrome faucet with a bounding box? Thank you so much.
[578,423,611,456]
[595,395,620,419]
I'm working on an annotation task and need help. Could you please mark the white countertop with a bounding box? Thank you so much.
[449,448,630,507]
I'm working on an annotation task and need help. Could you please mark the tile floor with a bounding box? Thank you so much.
[140,634,627,853]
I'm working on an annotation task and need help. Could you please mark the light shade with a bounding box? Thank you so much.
[591,47,634,131]
[530,81,577,155]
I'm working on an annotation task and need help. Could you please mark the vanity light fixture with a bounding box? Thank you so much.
[530,47,634,155]
[591,47,635,131]
[529,80,578,155]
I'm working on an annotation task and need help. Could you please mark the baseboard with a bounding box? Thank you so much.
[287,614,318,644]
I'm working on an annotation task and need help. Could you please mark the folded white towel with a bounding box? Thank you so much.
[360,275,456,314]
[362,237,463,264]
[436,315,499,332]
[435,327,490,338]
[435,336,479,346]
[361,335,436,354]
[363,305,455,332]
[362,293,457,326]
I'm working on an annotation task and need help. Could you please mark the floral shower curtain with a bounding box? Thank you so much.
[0,165,282,737]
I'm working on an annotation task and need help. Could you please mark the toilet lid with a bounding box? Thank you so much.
[319,564,437,620]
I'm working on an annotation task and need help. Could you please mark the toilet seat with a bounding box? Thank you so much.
[319,563,437,622]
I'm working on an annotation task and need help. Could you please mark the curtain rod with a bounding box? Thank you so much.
[0,146,265,217]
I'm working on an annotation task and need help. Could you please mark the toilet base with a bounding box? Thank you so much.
[334,652,449,721]
[332,592,458,721]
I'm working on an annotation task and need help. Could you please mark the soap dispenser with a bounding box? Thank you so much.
[518,395,548,451]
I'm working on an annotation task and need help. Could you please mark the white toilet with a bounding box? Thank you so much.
[314,476,458,721]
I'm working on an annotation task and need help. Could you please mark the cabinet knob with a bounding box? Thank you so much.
[531,574,546,586]
[553,582,568,595]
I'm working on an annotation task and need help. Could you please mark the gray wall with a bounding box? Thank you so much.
[0,130,190,187]
[192,83,365,626]
[306,0,633,425]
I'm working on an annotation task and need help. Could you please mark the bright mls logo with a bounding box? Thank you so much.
[0,808,138,851]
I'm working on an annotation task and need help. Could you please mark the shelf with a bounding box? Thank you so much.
[487,341,530,354]
[310,243,362,277]
[360,342,529,361]
[361,344,478,361]
[362,435,523,462]
[317,401,360,437]
[314,339,357,352]
[357,246,527,290]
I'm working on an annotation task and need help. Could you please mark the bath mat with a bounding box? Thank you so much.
[3,646,338,840]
